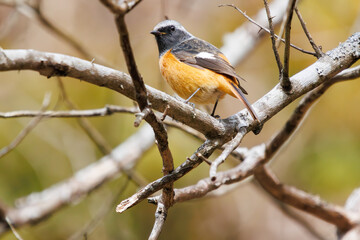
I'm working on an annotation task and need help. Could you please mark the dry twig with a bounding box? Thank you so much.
[263,0,284,74]
[295,7,323,58]
[5,217,23,240]
[209,128,246,180]
[280,0,297,91]
[0,105,139,118]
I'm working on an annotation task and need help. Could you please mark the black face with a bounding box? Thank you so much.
[151,24,192,56]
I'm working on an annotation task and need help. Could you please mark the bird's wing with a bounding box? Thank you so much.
[172,38,247,94]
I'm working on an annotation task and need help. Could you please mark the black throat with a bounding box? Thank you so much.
[154,30,193,57]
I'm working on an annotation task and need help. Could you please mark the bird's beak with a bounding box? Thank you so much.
[150,30,164,36]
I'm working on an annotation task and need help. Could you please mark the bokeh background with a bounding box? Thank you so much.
[0,0,360,239]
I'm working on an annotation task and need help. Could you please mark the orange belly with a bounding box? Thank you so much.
[159,50,235,104]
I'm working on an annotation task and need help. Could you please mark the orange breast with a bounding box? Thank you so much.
[159,50,236,104]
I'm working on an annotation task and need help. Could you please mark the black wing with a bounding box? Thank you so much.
[172,38,247,94]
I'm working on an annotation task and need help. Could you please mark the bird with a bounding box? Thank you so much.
[150,19,259,121]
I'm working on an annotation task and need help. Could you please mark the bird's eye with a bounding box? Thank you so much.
[170,26,175,32]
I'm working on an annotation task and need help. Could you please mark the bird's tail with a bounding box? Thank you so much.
[228,82,259,121]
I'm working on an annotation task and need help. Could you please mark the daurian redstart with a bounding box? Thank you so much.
[151,20,258,121]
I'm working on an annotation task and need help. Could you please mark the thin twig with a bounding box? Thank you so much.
[134,108,151,127]
[295,7,323,58]
[332,65,360,81]
[148,201,167,240]
[280,0,297,91]
[209,128,246,180]
[99,0,142,14]
[220,4,317,57]
[5,217,23,240]
[0,105,139,118]
[275,8,287,48]
[195,153,212,166]
[0,92,51,159]
[263,0,284,75]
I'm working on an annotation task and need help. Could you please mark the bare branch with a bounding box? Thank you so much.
[339,188,360,240]
[134,108,151,127]
[209,128,246,180]
[163,118,205,141]
[0,105,138,118]
[0,92,51,159]
[295,7,323,58]
[5,217,23,240]
[264,192,327,240]
[345,188,360,214]
[148,201,167,240]
[254,165,358,232]
[99,0,142,15]
[263,0,284,74]
[332,65,360,81]
[280,0,297,91]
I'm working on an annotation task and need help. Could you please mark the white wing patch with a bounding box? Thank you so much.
[196,52,216,59]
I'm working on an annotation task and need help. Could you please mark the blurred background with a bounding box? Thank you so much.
[0,0,360,239]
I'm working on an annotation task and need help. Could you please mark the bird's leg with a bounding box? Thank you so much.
[183,88,201,110]
[211,98,220,118]
[185,88,200,104]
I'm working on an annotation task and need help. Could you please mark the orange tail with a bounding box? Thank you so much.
[228,82,259,121]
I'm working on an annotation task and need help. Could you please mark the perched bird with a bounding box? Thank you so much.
[151,20,258,121]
